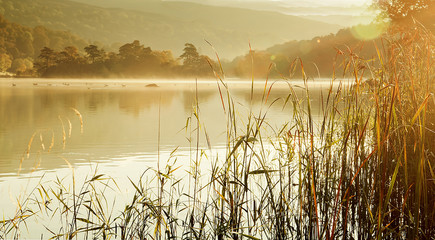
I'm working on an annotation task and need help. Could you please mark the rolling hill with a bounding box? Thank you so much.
[0,0,342,59]
[0,14,88,74]
[161,0,376,26]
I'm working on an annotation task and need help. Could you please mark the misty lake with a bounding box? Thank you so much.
[0,78,341,237]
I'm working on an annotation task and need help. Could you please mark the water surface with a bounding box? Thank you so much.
[0,78,337,229]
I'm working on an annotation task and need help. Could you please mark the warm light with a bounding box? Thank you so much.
[299,42,313,54]
[350,23,389,41]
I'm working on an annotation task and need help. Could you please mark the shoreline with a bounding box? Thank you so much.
[0,77,351,85]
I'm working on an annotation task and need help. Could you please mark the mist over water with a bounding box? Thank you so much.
[0,78,335,176]
[0,78,339,237]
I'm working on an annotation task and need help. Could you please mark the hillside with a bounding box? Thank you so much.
[159,0,376,26]
[267,28,379,78]
[0,14,88,74]
[0,0,342,59]
[229,24,387,79]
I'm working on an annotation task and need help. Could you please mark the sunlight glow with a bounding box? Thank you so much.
[234,0,372,7]
[350,22,389,40]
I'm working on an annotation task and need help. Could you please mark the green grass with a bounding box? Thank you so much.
[1,23,434,240]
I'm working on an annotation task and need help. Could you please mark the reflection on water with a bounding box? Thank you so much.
[0,79,335,177]
[0,78,338,225]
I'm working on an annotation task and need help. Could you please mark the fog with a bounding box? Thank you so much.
[0,0,364,59]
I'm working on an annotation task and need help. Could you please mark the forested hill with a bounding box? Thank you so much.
[229,24,387,79]
[0,14,87,74]
[0,0,341,59]
[266,25,383,78]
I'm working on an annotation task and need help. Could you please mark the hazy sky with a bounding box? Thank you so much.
[170,0,375,16]
[190,0,373,7]
[241,0,370,4]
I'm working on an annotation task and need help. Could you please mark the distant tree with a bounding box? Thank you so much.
[16,31,34,57]
[180,43,200,67]
[50,36,65,50]
[7,47,20,59]
[153,50,177,67]
[0,53,12,72]
[118,40,150,61]
[179,43,215,76]
[38,47,55,67]
[374,0,433,26]
[35,47,56,75]
[58,46,80,64]
[234,50,272,79]
[105,51,120,65]
[32,26,50,56]
[10,58,33,74]
[198,55,216,75]
[10,59,26,73]
[84,44,105,63]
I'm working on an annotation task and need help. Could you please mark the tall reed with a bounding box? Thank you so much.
[1,22,433,240]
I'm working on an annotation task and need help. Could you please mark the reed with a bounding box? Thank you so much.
[1,22,433,240]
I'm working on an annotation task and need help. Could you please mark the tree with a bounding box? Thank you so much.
[374,0,433,26]
[35,47,56,75]
[16,31,34,57]
[179,43,214,76]
[10,58,33,74]
[153,50,177,67]
[58,46,80,64]
[180,43,200,67]
[32,26,49,57]
[118,40,150,61]
[84,44,105,63]
[0,53,12,72]
[38,47,55,68]
[234,50,272,78]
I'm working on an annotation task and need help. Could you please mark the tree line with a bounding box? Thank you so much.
[3,0,432,79]
[0,14,87,75]
[34,41,215,78]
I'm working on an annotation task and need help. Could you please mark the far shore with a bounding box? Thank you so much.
[0,72,15,78]
[0,77,353,90]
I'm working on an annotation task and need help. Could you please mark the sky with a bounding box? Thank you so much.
[251,0,370,4]
[185,0,373,7]
[169,0,376,17]
[285,0,371,7]
[232,0,370,3]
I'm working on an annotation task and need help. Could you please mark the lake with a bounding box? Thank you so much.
[0,78,339,238]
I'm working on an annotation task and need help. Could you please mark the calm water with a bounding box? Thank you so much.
[0,78,338,237]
